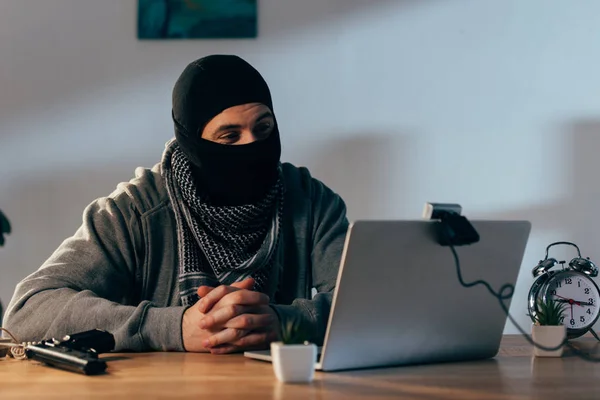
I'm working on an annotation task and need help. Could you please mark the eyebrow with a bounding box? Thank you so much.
[211,111,274,137]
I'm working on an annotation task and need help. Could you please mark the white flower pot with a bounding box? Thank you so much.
[270,341,317,383]
[531,324,566,357]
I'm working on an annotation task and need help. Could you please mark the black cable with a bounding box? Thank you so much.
[590,328,600,342]
[442,221,600,362]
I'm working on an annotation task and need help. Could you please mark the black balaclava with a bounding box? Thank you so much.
[172,54,281,206]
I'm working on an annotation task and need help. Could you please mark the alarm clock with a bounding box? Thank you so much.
[528,241,600,339]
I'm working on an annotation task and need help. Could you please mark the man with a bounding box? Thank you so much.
[2,55,348,354]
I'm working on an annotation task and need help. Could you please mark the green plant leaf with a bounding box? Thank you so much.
[280,316,311,345]
[532,297,567,326]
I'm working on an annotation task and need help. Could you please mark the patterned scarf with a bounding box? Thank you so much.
[162,140,284,306]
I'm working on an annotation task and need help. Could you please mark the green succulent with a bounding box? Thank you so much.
[280,317,311,345]
[531,297,567,326]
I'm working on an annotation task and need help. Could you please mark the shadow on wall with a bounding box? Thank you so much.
[261,0,427,37]
[0,163,147,304]
[564,120,600,254]
[0,0,422,134]
[486,119,600,257]
[481,118,600,332]
[299,133,413,221]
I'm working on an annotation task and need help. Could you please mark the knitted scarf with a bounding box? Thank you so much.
[162,140,284,306]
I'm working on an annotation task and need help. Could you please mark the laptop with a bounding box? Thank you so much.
[245,219,531,371]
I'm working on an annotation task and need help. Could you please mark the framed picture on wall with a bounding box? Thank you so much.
[138,0,258,39]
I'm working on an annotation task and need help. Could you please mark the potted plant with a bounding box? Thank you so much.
[271,317,317,383]
[530,297,567,357]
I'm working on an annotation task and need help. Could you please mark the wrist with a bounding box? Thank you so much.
[182,306,211,353]
[140,304,188,352]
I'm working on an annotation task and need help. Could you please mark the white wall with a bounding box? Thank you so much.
[2,0,600,334]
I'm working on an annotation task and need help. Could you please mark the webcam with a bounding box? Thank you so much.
[423,202,479,246]
[422,203,463,220]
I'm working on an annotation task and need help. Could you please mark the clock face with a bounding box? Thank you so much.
[545,271,600,330]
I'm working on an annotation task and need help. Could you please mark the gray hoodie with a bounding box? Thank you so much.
[2,147,348,352]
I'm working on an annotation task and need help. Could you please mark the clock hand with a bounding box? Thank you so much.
[554,294,571,301]
[571,303,573,320]
[558,295,596,306]
[574,301,595,306]
[553,295,585,307]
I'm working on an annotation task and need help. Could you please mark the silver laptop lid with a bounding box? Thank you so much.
[319,220,531,372]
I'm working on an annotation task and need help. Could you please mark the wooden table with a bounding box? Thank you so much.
[1,335,599,399]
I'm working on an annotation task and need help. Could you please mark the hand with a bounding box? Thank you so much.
[201,303,280,354]
[196,279,281,354]
[196,277,263,314]
[181,278,255,352]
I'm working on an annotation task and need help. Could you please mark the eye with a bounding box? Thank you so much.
[218,132,241,144]
[254,122,273,138]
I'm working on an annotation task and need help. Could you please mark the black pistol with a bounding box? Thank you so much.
[25,329,115,375]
